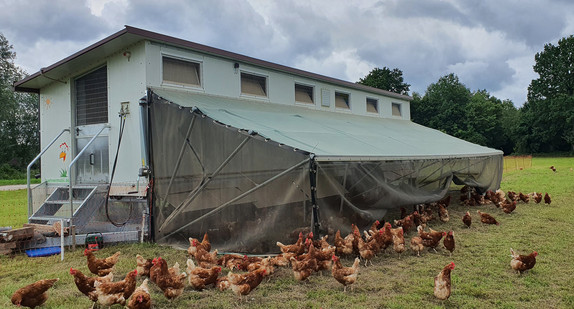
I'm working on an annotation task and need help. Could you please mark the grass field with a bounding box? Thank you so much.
[0,189,29,228]
[0,157,573,308]
[0,178,40,186]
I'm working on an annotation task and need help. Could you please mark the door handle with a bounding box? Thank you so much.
[89,153,95,165]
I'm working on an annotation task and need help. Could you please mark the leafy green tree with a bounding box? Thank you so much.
[499,99,520,154]
[411,75,517,154]
[517,95,574,153]
[0,33,39,177]
[410,73,471,138]
[357,67,410,95]
[462,90,503,147]
[518,35,574,153]
[528,36,574,101]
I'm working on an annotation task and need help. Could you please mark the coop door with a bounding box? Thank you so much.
[74,66,110,184]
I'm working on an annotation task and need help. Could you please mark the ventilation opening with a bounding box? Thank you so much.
[366,98,378,113]
[295,84,314,104]
[241,72,267,97]
[392,103,402,117]
[75,66,108,126]
[335,92,350,109]
[162,57,201,87]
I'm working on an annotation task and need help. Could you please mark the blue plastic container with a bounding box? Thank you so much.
[25,246,61,257]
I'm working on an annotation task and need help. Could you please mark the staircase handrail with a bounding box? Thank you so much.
[68,125,110,224]
[27,128,70,217]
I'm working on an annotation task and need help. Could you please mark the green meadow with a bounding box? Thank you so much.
[0,157,573,308]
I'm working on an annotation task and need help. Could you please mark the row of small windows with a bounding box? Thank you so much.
[161,56,402,117]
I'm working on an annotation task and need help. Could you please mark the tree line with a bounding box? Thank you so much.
[0,34,572,178]
[359,35,574,155]
[0,34,38,178]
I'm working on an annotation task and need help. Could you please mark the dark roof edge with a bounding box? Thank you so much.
[12,85,40,94]
[15,26,412,101]
[13,27,130,91]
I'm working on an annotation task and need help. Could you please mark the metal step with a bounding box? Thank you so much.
[29,186,97,225]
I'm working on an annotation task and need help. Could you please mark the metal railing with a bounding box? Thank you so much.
[27,128,70,217]
[67,125,110,225]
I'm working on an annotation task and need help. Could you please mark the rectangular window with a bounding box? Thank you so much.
[392,103,402,116]
[241,72,267,97]
[162,56,201,87]
[335,92,350,109]
[75,66,108,126]
[295,84,314,104]
[366,98,378,113]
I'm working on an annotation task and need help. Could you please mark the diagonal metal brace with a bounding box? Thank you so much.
[157,157,310,242]
[158,134,252,232]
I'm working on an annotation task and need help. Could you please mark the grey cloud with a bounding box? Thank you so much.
[0,0,110,45]
[462,2,567,47]
[452,60,515,93]
[380,0,568,47]
[4,0,572,106]
[379,0,471,25]
[261,2,333,61]
[122,0,276,57]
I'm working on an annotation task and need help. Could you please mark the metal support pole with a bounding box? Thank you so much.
[309,154,320,236]
[60,219,64,261]
[141,212,146,243]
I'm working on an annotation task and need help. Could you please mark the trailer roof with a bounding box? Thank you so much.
[14,26,410,101]
[152,88,502,161]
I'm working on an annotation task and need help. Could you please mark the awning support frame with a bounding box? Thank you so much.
[162,112,197,206]
[157,157,311,242]
[158,132,252,233]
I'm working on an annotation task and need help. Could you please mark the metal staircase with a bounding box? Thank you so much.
[29,186,98,226]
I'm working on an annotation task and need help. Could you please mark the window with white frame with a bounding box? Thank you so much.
[335,92,350,109]
[162,56,201,87]
[241,72,267,97]
[295,84,314,104]
[366,98,378,113]
[392,103,402,116]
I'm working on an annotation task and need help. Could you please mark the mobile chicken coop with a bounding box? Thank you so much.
[14,26,503,253]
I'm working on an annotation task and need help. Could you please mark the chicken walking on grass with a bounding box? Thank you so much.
[544,193,551,205]
[11,278,59,308]
[477,210,500,226]
[69,267,113,303]
[510,248,538,274]
[462,211,472,228]
[434,262,455,300]
[127,279,152,309]
[410,236,424,257]
[84,249,121,276]
[227,268,267,302]
[443,231,455,256]
[331,255,360,292]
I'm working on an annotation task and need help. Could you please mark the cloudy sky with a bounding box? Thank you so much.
[2,0,573,106]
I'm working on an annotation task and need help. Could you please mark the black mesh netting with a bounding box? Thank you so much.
[149,93,502,254]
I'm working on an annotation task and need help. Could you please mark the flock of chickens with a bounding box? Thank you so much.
[10,185,551,308]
